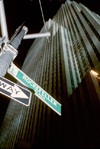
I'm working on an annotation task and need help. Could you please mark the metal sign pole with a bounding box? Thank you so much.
[0,0,61,115]
[0,0,9,39]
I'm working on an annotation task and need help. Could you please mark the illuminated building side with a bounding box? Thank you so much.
[0,1,100,148]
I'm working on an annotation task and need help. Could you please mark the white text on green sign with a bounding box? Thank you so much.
[8,64,61,115]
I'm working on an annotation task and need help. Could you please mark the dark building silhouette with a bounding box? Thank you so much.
[0,0,100,148]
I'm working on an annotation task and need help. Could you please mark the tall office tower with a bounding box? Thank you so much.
[0,0,100,148]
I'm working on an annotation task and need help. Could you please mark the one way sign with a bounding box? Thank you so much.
[0,76,32,106]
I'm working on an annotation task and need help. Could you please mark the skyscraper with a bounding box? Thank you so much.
[0,0,100,148]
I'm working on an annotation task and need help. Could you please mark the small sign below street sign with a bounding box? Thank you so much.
[0,76,32,106]
[8,64,61,115]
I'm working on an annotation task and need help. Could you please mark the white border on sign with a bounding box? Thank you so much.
[0,76,32,106]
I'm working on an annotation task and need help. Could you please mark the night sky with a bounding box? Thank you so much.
[2,0,100,68]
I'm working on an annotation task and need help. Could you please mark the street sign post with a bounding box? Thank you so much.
[8,63,61,115]
[0,76,32,106]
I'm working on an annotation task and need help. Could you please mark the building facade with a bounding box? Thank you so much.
[0,0,100,148]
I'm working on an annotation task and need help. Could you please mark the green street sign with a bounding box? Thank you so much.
[8,64,61,115]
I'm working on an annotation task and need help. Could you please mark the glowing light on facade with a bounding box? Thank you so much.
[90,70,98,76]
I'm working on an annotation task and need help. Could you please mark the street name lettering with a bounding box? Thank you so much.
[23,75,57,107]
[8,64,61,115]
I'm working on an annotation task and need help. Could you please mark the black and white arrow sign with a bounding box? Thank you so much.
[0,76,32,106]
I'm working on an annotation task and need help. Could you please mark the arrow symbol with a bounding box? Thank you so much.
[0,76,32,106]
[11,85,28,99]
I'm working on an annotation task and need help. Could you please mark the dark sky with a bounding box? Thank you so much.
[2,0,100,68]
[3,0,66,68]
